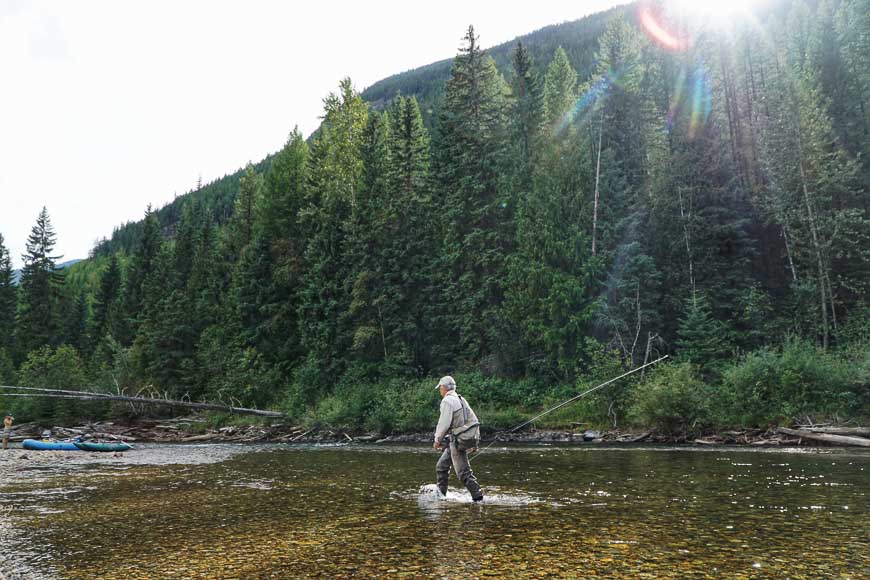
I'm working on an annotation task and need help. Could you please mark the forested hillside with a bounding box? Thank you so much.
[1,0,867,434]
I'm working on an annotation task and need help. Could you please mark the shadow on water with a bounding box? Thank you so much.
[0,443,868,578]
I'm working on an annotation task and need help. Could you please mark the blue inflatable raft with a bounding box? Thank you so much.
[22,439,79,451]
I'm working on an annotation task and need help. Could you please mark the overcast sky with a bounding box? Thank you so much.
[1,0,626,268]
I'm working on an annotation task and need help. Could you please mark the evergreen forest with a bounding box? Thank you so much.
[1,0,867,435]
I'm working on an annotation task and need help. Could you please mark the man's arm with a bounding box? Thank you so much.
[433,399,453,447]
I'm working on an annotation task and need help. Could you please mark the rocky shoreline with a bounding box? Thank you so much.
[4,415,855,447]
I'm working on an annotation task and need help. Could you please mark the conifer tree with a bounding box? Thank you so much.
[248,129,309,378]
[118,206,162,346]
[172,201,199,290]
[16,207,63,358]
[676,295,733,373]
[348,112,393,364]
[0,234,16,355]
[434,26,512,367]
[509,41,544,185]
[543,47,578,128]
[88,254,122,350]
[226,164,262,262]
[297,78,368,394]
[59,289,87,352]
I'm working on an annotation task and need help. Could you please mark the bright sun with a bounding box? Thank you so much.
[640,0,769,49]
[671,0,768,24]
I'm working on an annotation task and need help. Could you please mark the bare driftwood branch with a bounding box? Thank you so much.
[798,427,870,436]
[0,385,285,418]
[777,427,870,447]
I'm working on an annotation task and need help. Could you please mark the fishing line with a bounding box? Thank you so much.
[469,355,669,461]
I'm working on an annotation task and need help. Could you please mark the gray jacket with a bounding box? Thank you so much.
[434,391,479,443]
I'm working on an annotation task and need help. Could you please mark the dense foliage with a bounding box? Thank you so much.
[2,0,867,432]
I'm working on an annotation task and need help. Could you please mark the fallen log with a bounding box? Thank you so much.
[626,431,650,443]
[777,427,870,447]
[180,433,219,442]
[799,427,870,436]
[0,385,285,418]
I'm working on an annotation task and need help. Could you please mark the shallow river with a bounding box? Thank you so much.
[1,443,867,578]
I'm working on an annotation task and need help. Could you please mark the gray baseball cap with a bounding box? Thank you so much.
[435,376,456,390]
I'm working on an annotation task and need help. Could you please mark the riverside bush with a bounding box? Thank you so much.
[627,362,709,434]
[11,345,105,424]
[714,339,868,426]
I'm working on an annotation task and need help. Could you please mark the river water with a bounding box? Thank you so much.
[0,443,867,578]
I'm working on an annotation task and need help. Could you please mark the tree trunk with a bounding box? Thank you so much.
[782,224,798,282]
[677,186,696,305]
[777,427,870,447]
[0,385,285,418]
[795,131,829,348]
[800,427,870,436]
[591,110,604,257]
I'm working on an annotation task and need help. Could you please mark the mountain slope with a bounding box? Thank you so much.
[91,6,627,257]
[363,5,626,124]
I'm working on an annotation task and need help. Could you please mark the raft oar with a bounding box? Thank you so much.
[470,355,669,461]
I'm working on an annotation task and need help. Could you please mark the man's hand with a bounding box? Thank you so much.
[433,439,441,450]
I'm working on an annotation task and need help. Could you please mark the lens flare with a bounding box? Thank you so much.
[639,8,689,51]
[666,65,711,139]
[688,67,711,138]
[552,74,610,135]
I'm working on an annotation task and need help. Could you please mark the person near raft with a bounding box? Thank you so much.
[3,415,12,450]
[433,375,483,502]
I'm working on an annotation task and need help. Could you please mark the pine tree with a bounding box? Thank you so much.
[434,26,512,368]
[297,78,368,394]
[509,41,545,187]
[348,111,393,364]
[676,295,733,373]
[118,206,162,346]
[247,128,309,380]
[387,96,435,371]
[506,112,597,378]
[172,201,200,290]
[0,234,16,354]
[753,4,867,347]
[59,288,87,352]
[589,14,647,259]
[88,254,122,350]
[16,207,64,358]
[543,47,578,129]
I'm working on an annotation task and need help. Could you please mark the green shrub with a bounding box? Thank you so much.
[627,362,709,434]
[12,345,104,424]
[715,339,868,426]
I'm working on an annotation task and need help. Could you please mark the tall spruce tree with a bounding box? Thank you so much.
[434,25,512,368]
[88,254,122,351]
[509,41,545,188]
[297,78,368,394]
[252,129,309,377]
[226,164,262,263]
[543,47,578,129]
[388,96,435,371]
[118,206,162,346]
[16,207,63,358]
[0,234,16,355]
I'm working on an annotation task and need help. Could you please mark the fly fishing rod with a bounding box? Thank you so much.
[470,355,669,461]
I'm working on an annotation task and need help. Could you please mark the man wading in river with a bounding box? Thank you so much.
[434,376,483,502]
